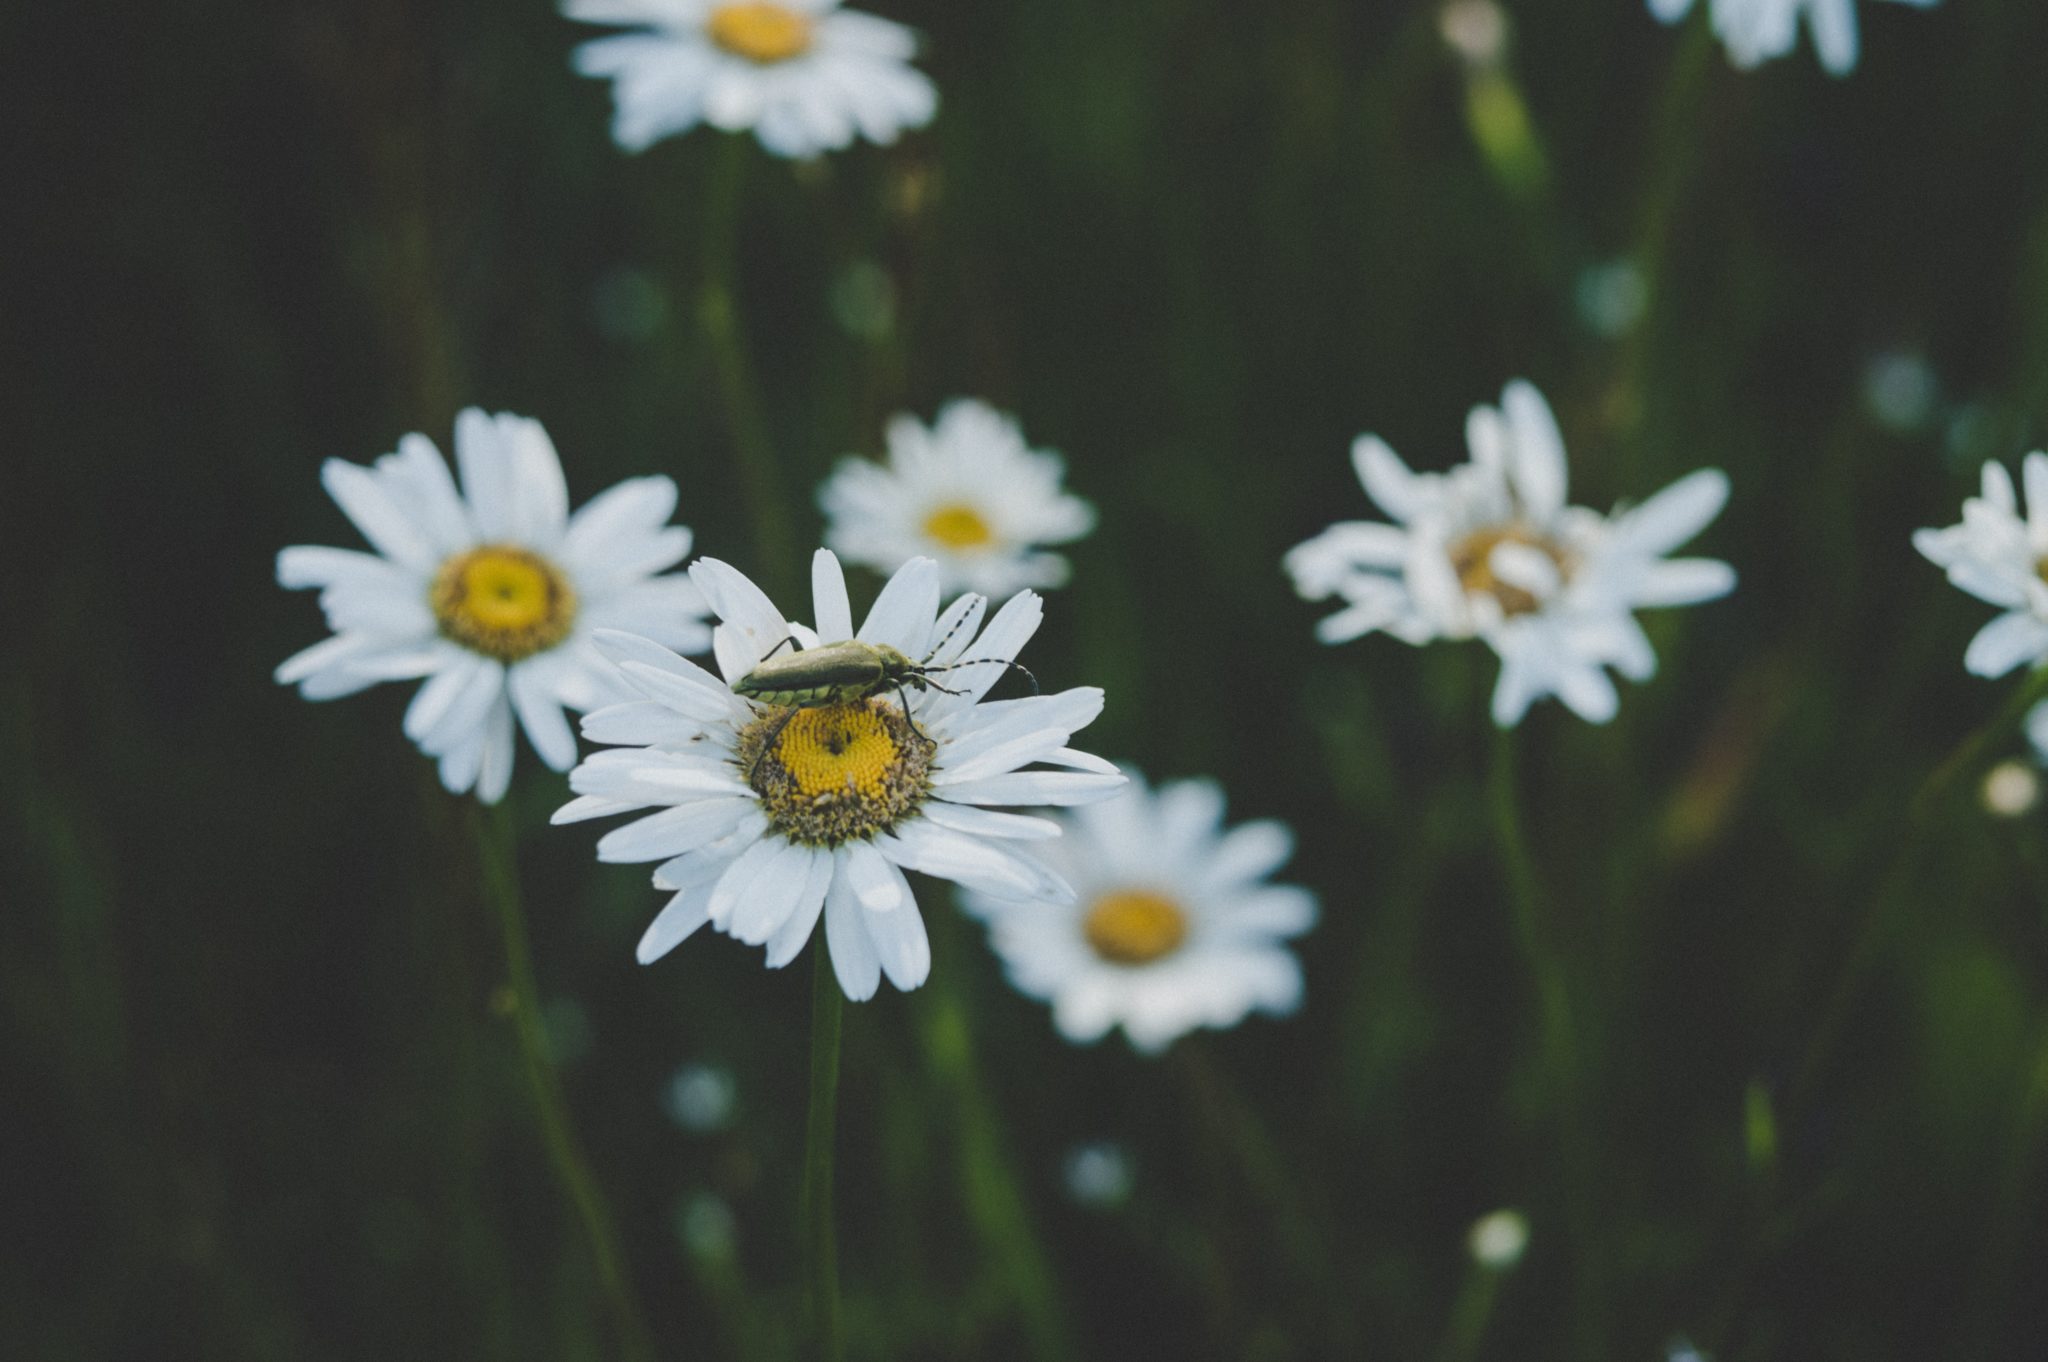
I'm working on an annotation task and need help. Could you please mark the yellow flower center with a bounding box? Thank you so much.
[706,3,814,63]
[1448,524,1572,617]
[430,545,577,662]
[1083,891,1189,966]
[739,699,934,846]
[922,502,996,551]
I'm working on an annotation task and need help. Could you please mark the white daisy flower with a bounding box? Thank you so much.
[818,399,1097,597]
[1284,380,1735,727]
[1914,455,2048,680]
[275,409,712,803]
[960,768,1315,1054]
[565,0,937,158]
[555,549,1123,1001]
[1646,0,1939,77]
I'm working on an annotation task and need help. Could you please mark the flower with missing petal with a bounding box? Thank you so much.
[1914,455,2048,680]
[961,768,1316,1053]
[275,409,711,802]
[565,0,937,157]
[1646,0,1939,77]
[555,549,1122,1000]
[1285,380,1735,726]
[819,399,1097,596]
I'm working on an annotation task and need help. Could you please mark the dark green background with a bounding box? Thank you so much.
[11,0,2048,1357]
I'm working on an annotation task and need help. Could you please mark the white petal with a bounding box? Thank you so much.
[597,798,760,862]
[938,769,1128,806]
[321,458,436,570]
[1964,612,2048,679]
[1501,380,1568,520]
[918,803,1061,841]
[1613,469,1730,557]
[840,839,909,913]
[1202,819,1295,886]
[878,822,1074,904]
[812,548,854,642]
[862,884,931,991]
[1350,435,1422,523]
[565,475,680,563]
[476,697,517,804]
[858,556,941,657]
[823,863,882,1001]
[688,558,792,670]
[764,851,836,968]
[710,836,802,940]
[1630,558,1736,607]
[636,886,714,964]
[510,665,579,772]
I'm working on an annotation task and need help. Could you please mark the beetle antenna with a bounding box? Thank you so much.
[758,635,800,662]
[920,606,979,666]
[922,657,1039,696]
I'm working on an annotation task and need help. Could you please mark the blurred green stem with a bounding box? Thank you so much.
[699,135,797,595]
[1488,727,1606,1361]
[803,941,845,1362]
[471,803,654,1362]
[1790,666,2048,1107]
[918,911,1075,1362]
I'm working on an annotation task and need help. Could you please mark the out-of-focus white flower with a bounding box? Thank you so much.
[1467,1208,1530,1269]
[665,1063,738,1131]
[1646,0,1940,77]
[1914,456,2048,679]
[819,400,1097,597]
[1983,757,2040,819]
[565,0,937,157]
[1285,380,1735,727]
[962,768,1316,1054]
[1862,350,1939,433]
[555,550,1122,1001]
[1062,1141,1134,1209]
[275,409,711,803]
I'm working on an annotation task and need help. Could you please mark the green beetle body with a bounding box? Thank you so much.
[733,639,923,709]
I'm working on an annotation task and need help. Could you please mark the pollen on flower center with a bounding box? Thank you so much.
[739,699,934,847]
[430,545,577,662]
[922,502,996,551]
[706,3,814,63]
[1083,890,1188,966]
[1449,524,1572,617]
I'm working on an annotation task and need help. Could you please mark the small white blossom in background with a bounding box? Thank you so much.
[674,1192,739,1263]
[1575,259,1650,339]
[1982,759,2040,819]
[1862,349,1939,433]
[1285,380,1735,727]
[1466,1208,1530,1269]
[819,399,1097,598]
[1914,455,2048,679]
[1439,0,1509,67]
[961,768,1316,1054]
[565,0,937,158]
[555,549,1122,1001]
[1062,1141,1134,1209]
[1665,1337,1711,1362]
[275,409,711,803]
[664,1063,738,1132]
[1646,0,1940,77]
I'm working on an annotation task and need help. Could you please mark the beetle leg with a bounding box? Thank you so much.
[895,681,937,749]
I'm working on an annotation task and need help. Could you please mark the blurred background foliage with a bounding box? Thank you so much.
[10,0,2048,1358]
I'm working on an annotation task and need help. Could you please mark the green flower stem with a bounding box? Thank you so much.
[1488,726,1607,1362]
[471,803,653,1362]
[918,910,1074,1362]
[1789,665,2048,1109]
[698,136,796,598]
[802,940,846,1362]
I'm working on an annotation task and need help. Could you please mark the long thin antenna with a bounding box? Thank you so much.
[922,656,1039,696]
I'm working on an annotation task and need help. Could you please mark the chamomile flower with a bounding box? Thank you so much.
[1914,455,2048,679]
[961,769,1316,1054]
[275,410,711,803]
[1646,0,1939,77]
[565,0,937,158]
[555,550,1122,1001]
[819,399,1097,596]
[1284,380,1735,727]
